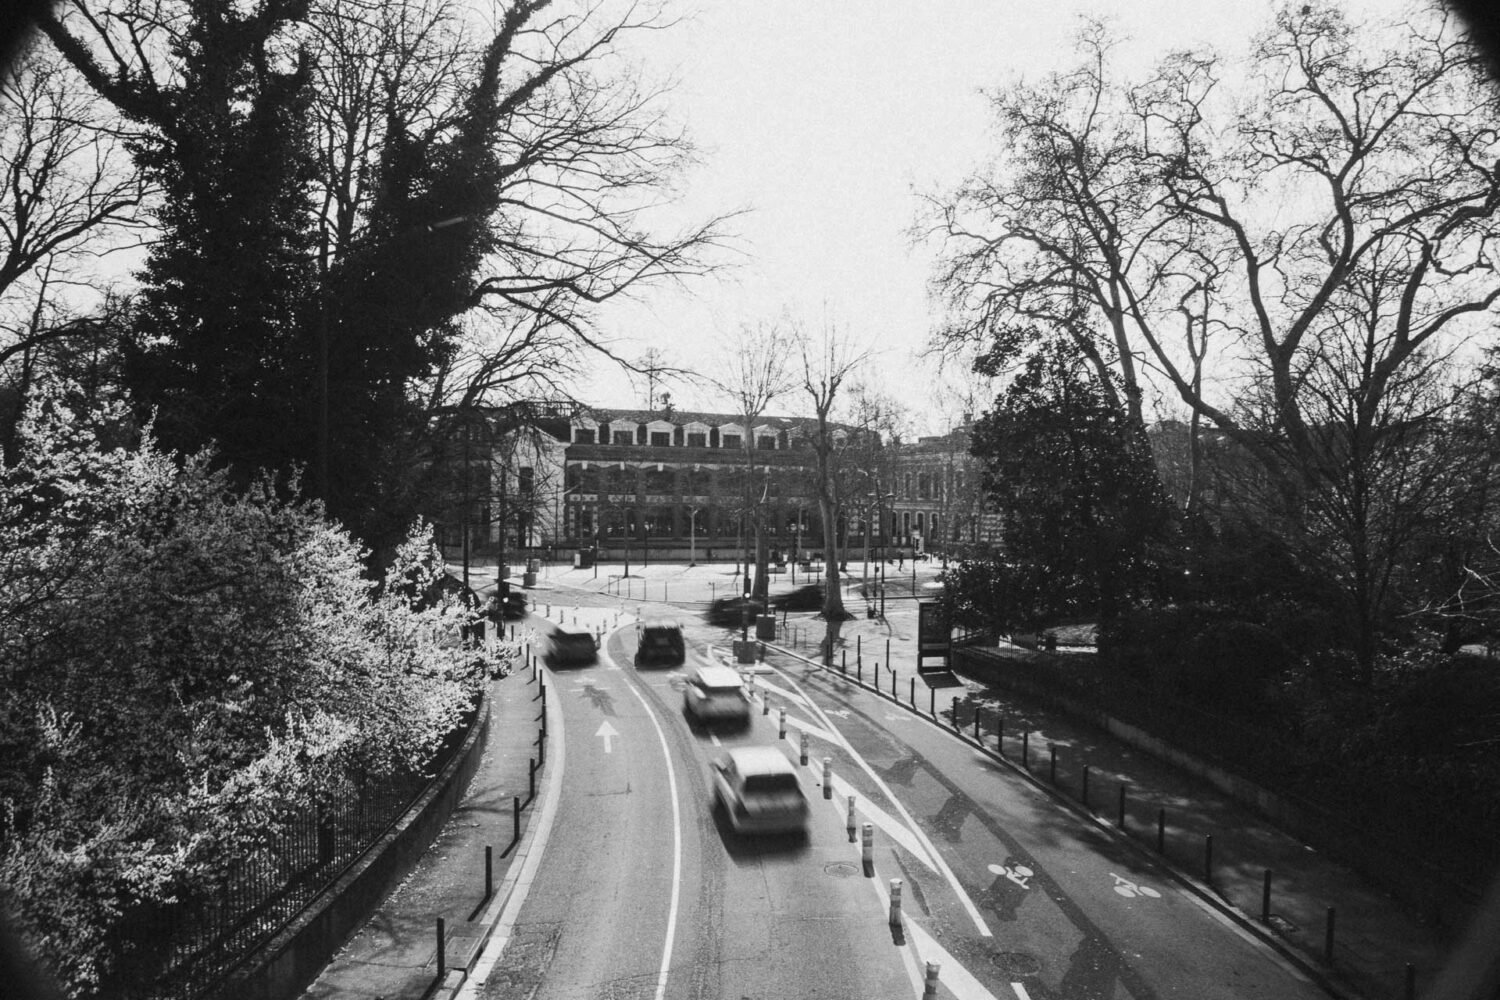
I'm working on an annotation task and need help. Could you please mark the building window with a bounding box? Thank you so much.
[756,435,776,450]
[687,432,707,448]
[574,427,595,444]
[612,431,633,445]
[650,431,671,447]
[722,434,742,450]
[518,467,534,495]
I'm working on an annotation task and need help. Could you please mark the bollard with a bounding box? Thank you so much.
[1022,729,1029,769]
[909,676,916,707]
[779,706,787,740]
[1324,906,1336,965]
[1205,834,1214,883]
[1157,808,1166,853]
[823,757,832,798]
[974,709,982,742]
[763,693,771,716]
[1117,784,1126,829]
[529,757,536,801]
[800,731,809,766]
[857,635,861,664]
[952,695,960,729]
[513,795,521,845]
[861,822,874,874]
[1050,744,1057,783]
[538,726,545,767]
[1082,764,1090,809]
[437,917,446,981]
[889,879,903,926]
[857,660,863,685]
[847,795,857,842]
[842,649,847,673]
[997,715,1005,756]
[890,667,896,700]
[1262,870,1272,922]
[922,962,940,1000]
[485,845,493,900]
[886,638,891,667]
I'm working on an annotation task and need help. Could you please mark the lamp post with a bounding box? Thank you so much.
[688,507,701,567]
[740,572,751,642]
[643,520,651,568]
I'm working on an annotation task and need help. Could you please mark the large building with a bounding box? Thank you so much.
[435,402,990,565]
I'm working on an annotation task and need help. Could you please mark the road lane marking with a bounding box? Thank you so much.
[770,665,995,938]
[460,669,568,998]
[620,666,684,1000]
[827,772,936,871]
[595,720,619,753]
[755,676,809,707]
[904,918,1002,1000]
[781,713,841,745]
[1011,984,1033,999]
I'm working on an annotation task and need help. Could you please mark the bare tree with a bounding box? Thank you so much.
[714,320,796,603]
[796,320,867,661]
[927,2,1500,680]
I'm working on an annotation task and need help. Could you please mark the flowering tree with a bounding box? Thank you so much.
[0,394,484,996]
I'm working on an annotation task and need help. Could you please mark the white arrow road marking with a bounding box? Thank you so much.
[595,720,619,753]
[904,918,1002,1000]
[755,677,809,708]
[827,773,936,871]
[782,713,841,745]
[770,665,994,938]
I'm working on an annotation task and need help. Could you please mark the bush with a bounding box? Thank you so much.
[1174,621,1294,712]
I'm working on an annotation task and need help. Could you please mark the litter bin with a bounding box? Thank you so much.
[756,614,776,641]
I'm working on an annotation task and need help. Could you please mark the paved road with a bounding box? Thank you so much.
[468,606,1333,1000]
[470,621,917,1000]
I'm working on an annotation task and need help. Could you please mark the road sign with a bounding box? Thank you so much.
[917,600,950,673]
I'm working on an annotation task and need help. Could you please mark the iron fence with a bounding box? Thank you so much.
[115,700,481,1000]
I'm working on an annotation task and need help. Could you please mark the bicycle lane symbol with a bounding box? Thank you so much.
[1110,873,1161,899]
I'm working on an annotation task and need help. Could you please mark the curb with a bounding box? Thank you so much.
[760,639,1357,1000]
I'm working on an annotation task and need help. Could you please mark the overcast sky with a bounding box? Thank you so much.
[585,0,1407,434]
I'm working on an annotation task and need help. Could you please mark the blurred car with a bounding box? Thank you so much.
[705,595,766,628]
[711,747,809,835]
[548,627,598,667]
[772,583,824,612]
[682,664,751,725]
[485,583,528,621]
[635,621,686,667]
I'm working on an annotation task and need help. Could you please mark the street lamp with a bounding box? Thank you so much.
[740,572,751,642]
[688,507,701,567]
[642,520,652,568]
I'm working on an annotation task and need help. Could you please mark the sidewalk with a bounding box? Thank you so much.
[299,619,565,1000]
[761,599,1452,1000]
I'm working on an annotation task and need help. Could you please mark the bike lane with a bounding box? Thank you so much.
[756,652,1332,1000]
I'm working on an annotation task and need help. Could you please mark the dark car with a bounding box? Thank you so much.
[486,583,528,622]
[635,621,686,667]
[772,584,824,612]
[705,595,767,628]
[548,627,598,667]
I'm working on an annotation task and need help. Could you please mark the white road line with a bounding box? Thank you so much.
[621,665,684,1000]
[755,676,810,708]
[904,920,1002,1000]
[825,772,936,870]
[459,672,568,998]
[1011,983,1033,999]
[769,665,995,938]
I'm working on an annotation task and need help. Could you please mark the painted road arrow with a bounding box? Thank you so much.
[595,720,619,753]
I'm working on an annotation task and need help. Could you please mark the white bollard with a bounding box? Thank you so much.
[799,732,809,765]
[922,962,940,999]
[861,823,874,874]
[847,795,857,841]
[889,879,903,926]
[763,693,771,716]
[778,706,787,740]
[823,757,832,799]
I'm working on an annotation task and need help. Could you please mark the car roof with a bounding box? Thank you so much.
[693,664,744,687]
[725,746,797,776]
[641,620,680,630]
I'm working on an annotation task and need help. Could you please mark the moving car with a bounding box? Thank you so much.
[635,621,686,667]
[548,627,598,667]
[711,747,809,835]
[682,664,751,725]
